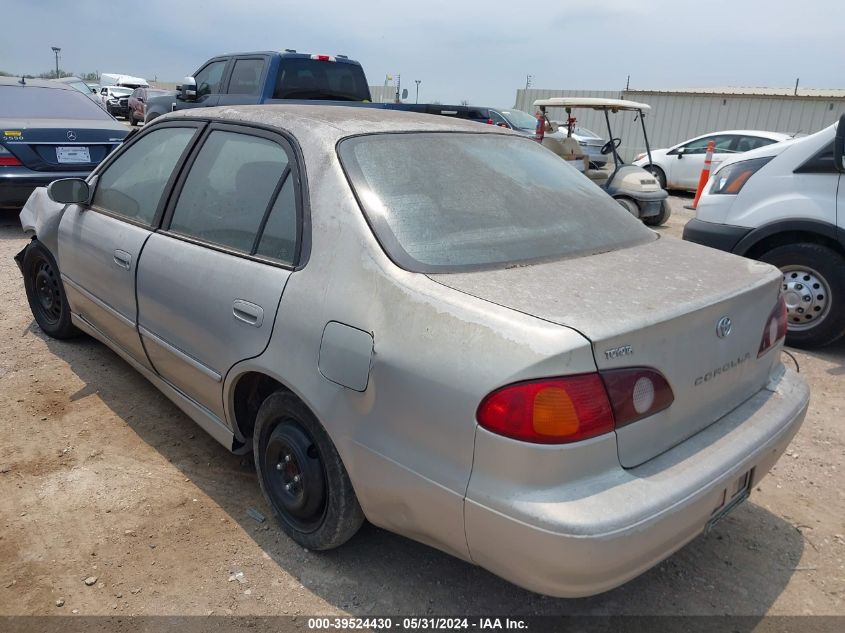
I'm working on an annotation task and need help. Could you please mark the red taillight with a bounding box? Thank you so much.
[0,153,22,166]
[311,54,335,62]
[477,368,674,444]
[600,368,674,428]
[758,295,788,357]
[477,374,614,444]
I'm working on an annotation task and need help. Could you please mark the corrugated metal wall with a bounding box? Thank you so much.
[514,88,845,161]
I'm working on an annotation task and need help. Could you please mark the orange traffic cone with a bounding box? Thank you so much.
[691,140,716,209]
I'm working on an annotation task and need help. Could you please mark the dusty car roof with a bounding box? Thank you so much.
[0,77,77,90]
[161,104,515,140]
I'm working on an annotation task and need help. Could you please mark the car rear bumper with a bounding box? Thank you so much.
[0,169,91,209]
[682,218,752,254]
[464,365,808,597]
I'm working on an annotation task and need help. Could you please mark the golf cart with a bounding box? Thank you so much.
[534,97,670,226]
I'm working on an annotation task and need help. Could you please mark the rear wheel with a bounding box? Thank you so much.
[759,243,845,348]
[645,165,667,189]
[642,201,672,227]
[22,241,79,339]
[127,111,137,126]
[254,392,364,550]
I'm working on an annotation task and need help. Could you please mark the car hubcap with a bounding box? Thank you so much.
[33,259,62,325]
[263,422,326,532]
[781,265,830,331]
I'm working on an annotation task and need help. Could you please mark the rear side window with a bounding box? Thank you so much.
[255,177,298,264]
[736,136,777,152]
[273,58,370,101]
[93,127,196,225]
[338,133,654,272]
[228,59,264,95]
[169,131,290,254]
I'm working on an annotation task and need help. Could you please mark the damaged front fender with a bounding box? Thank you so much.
[18,186,67,263]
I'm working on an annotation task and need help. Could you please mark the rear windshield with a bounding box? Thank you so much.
[273,59,371,101]
[0,86,113,120]
[338,133,654,272]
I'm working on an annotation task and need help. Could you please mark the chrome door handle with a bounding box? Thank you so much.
[113,249,132,270]
[232,300,264,327]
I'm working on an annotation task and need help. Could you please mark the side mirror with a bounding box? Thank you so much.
[47,178,90,205]
[180,76,197,101]
[835,113,845,173]
[676,147,685,159]
[137,96,144,103]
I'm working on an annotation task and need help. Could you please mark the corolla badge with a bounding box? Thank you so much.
[716,316,732,339]
[66,130,77,141]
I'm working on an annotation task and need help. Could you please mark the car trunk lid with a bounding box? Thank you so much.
[1,118,126,171]
[430,237,783,467]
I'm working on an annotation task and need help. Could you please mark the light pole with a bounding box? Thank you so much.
[414,79,421,104]
[51,47,61,78]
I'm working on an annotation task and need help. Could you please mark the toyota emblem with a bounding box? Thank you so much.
[66,130,77,141]
[716,316,732,338]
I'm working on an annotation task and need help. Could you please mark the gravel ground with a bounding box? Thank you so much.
[0,196,843,617]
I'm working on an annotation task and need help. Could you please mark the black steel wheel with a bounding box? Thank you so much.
[22,241,79,339]
[254,391,364,549]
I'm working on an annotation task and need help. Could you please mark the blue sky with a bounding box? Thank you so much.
[2,0,841,106]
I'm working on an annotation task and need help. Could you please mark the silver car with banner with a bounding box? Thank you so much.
[16,105,809,597]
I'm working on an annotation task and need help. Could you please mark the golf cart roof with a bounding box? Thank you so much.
[533,97,651,112]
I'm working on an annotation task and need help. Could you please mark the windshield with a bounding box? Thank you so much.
[0,86,114,120]
[274,59,371,101]
[499,109,538,130]
[338,133,653,272]
[109,88,133,97]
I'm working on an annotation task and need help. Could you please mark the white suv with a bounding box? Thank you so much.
[683,115,845,348]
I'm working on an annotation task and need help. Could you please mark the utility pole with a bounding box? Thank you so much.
[51,46,61,78]
[525,74,534,91]
[414,79,421,104]
[626,74,630,91]
[794,77,800,96]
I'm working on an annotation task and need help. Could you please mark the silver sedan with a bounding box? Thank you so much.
[16,105,809,597]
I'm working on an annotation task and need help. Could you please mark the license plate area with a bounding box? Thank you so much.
[56,146,91,164]
[705,469,752,533]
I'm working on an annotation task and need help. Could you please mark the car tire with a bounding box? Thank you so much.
[645,165,667,189]
[616,197,639,217]
[642,201,672,227]
[254,391,364,550]
[22,241,80,340]
[128,111,137,126]
[759,242,845,348]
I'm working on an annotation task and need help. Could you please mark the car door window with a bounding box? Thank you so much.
[254,175,298,264]
[93,127,197,225]
[169,130,289,254]
[488,111,509,128]
[227,59,264,95]
[682,135,734,154]
[736,136,777,152]
[194,60,227,97]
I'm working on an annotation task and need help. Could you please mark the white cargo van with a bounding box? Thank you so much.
[684,114,845,348]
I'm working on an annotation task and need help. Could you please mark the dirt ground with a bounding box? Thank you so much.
[0,196,843,618]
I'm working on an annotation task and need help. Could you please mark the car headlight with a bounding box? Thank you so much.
[710,157,773,195]
[634,152,647,162]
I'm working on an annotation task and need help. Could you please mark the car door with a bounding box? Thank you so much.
[175,59,228,111]
[58,122,203,369]
[217,57,268,106]
[136,123,301,421]
[668,134,736,189]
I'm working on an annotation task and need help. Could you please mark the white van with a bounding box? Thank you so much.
[683,115,845,348]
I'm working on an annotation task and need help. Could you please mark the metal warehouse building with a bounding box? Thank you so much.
[514,87,845,161]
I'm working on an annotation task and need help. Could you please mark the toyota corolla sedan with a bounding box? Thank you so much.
[16,105,809,597]
[0,77,127,209]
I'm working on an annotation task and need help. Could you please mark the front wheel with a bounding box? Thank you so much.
[642,201,672,227]
[616,197,639,217]
[128,111,137,126]
[759,243,845,348]
[645,165,667,189]
[254,392,364,550]
[22,241,79,339]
